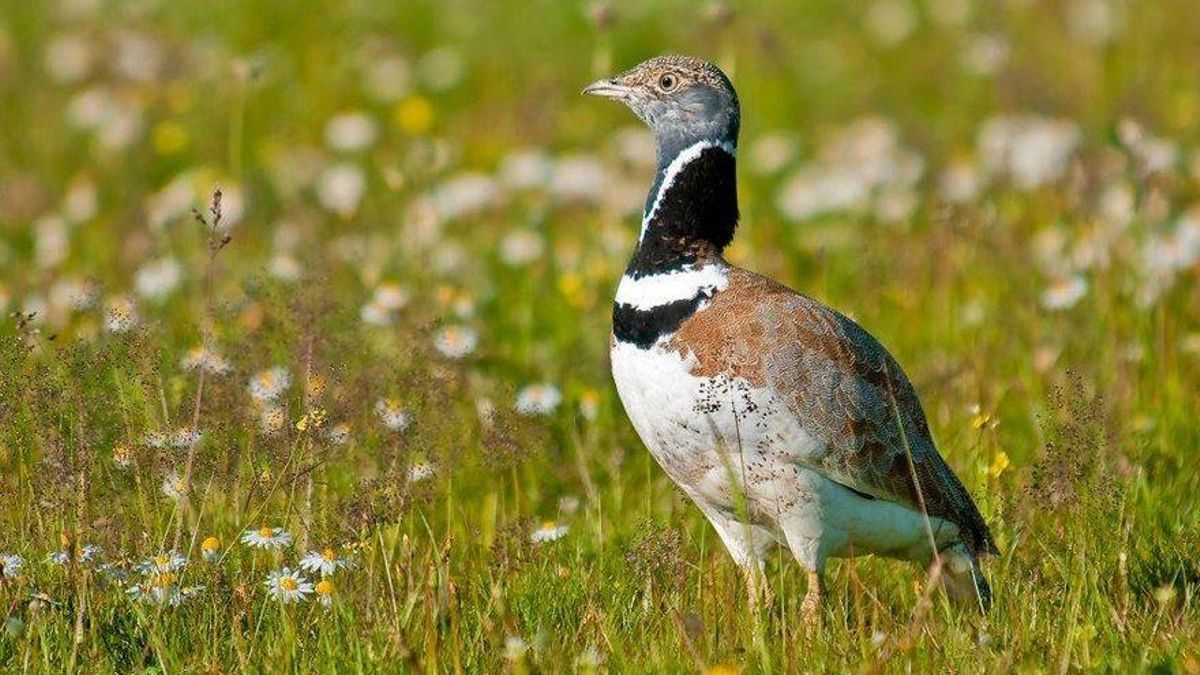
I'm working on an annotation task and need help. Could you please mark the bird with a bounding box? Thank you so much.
[583,55,996,621]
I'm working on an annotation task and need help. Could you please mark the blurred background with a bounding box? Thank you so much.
[0,0,1198,671]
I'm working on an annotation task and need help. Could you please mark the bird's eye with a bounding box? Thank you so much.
[658,73,678,91]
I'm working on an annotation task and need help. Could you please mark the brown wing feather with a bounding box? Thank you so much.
[671,267,996,556]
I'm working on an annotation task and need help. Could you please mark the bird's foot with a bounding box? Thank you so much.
[801,570,824,631]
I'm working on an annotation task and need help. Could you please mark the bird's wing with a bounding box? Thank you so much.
[674,267,995,555]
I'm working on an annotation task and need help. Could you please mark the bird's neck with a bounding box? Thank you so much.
[624,137,739,279]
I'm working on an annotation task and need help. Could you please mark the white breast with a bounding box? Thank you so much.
[609,339,961,567]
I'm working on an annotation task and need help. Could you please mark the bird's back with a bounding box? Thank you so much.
[665,265,996,557]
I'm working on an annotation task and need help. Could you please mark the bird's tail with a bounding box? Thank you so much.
[938,543,991,612]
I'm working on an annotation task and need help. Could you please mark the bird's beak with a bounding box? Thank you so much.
[582,78,632,100]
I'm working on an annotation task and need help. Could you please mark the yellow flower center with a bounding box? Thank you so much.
[258,527,274,538]
[280,577,298,592]
[152,572,177,588]
[541,520,556,530]
[154,554,170,566]
[322,548,336,561]
[202,536,220,551]
[315,579,334,596]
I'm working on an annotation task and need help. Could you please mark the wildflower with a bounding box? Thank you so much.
[978,115,1080,190]
[1041,275,1088,310]
[499,148,552,190]
[578,389,600,421]
[864,0,917,48]
[299,548,353,577]
[305,373,328,398]
[249,367,291,404]
[169,427,202,449]
[361,283,410,326]
[161,472,187,501]
[515,384,561,416]
[393,95,434,135]
[363,55,412,103]
[265,568,313,603]
[324,111,378,153]
[549,155,608,204]
[103,295,139,333]
[201,537,221,562]
[1,554,24,580]
[704,665,740,675]
[259,405,287,436]
[503,636,529,661]
[433,325,478,360]
[134,257,183,301]
[44,32,94,84]
[314,578,335,607]
[747,132,798,175]
[295,408,328,432]
[498,229,545,267]
[137,552,186,575]
[242,527,293,551]
[112,443,135,468]
[374,398,411,432]
[325,423,351,446]
[986,452,1010,479]
[181,345,232,375]
[418,46,464,92]
[432,172,501,221]
[531,520,569,544]
[407,462,435,484]
[316,163,367,217]
[47,544,101,566]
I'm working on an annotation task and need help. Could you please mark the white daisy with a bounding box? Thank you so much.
[298,548,353,577]
[103,295,140,333]
[530,520,569,544]
[136,552,186,575]
[374,398,411,432]
[161,472,187,501]
[503,636,529,661]
[47,544,101,566]
[168,427,202,450]
[314,578,335,607]
[258,405,287,436]
[265,568,313,603]
[1,554,24,580]
[134,257,183,301]
[324,111,378,153]
[249,367,291,404]
[407,462,436,484]
[1041,275,1088,310]
[433,325,478,360]
[515,384,562,416]
[241,527,293,551]
[180,345,232,375]
[325,423,351,446]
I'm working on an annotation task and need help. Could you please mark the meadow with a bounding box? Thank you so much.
[0,0,1198,671]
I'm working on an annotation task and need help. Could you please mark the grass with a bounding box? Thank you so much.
[0,0,1198,671]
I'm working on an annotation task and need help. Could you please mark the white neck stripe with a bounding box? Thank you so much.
[615,264,729,311]
[641,139,737,241]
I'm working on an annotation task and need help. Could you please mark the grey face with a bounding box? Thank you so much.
[583,55,740,161]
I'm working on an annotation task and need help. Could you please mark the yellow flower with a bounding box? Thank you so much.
[557,273,585,307]
[296,408,328,432]
[970,412,993,431]
[201,536,221,561]
[985,451,1010,479]
[152,121,189,155]
[305,374,328,398]
[704,665,739,675]
[393,95,433,135]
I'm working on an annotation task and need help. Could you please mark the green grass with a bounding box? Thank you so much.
[0,0,1198,671]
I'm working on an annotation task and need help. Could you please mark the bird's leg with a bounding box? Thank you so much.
[801,569,824,628]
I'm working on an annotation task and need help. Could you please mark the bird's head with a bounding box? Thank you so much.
[583,55,740,163]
